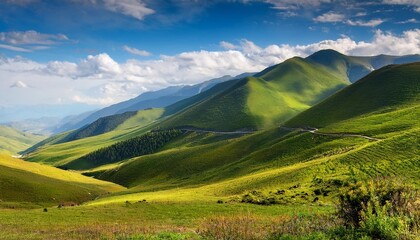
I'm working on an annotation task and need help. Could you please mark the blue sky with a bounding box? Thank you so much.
[0,0,419,121]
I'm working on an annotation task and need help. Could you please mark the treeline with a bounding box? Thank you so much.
[63,129,183,170]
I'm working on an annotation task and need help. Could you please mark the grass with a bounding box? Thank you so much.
[160,57,348,130]
[287,63,420,129]
[0,125,45,154]
[0,201,332,239]
[59,111,138,143]
[3,61,418,239]
[0,151,124,205]
[24,108,164,166]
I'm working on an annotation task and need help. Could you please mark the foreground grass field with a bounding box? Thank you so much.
[5,62,419,239]
[0,202,333,239]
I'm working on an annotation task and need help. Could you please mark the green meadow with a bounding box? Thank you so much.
[1,60,419,239]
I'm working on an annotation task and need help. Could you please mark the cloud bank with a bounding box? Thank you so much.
[1,29,419,107]
[0,30,72,52]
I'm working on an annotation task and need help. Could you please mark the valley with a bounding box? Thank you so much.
[1,51,419,239]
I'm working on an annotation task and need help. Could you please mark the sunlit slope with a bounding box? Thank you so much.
[161,57,348,130]
[0,151,124,205]
[88,63,420,203]
[287,62,420,136]
[0,125,45,154]
[91,129,368,191]
[25,109,163,166]
[58,111,138,143]
[90,127,419,205]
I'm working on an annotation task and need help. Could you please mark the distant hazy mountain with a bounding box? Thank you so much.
[306,49,420,82]
[0,125,46,154]
[4,117,61,135]
[0,104,98,123]
[56,73,253,133]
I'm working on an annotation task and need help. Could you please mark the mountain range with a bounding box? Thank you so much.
[1,50,418,220]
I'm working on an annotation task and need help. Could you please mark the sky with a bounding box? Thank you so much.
[0,0,419,121]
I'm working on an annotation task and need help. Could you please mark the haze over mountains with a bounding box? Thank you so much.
[53,73,253,133]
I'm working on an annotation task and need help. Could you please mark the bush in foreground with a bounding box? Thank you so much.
[337,178,418,239]
[198,178,419,239]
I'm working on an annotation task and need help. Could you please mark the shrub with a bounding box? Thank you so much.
[337,178,418,239]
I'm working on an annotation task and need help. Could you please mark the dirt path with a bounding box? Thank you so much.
[178,126,380,141]
[280,126,380,141]
[178,128,254,135]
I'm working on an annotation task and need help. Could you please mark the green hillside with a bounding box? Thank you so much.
[161,57,348,130]
[287,62,420,135]
[62,129,183,170]
[83,62,419,204]
[0,125,45,154]
[58,111,137,143]
[23,55,349,165]
[0,151,124,206]
[24,108,163,166]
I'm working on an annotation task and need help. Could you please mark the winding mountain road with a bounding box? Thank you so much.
[178,128,254,135]
[178,126,380,141]
[279,126,380,141]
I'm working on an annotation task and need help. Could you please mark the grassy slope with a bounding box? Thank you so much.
[92,129,367,191]
[0,125,45,154]
[0,151,124,205]
[161,57,348,130]
[58,111,138,143]
[86,63,419,204]
[90,128,418,205]
[25,108,163,166]
[287,63,420,132]
[23,62,420,208]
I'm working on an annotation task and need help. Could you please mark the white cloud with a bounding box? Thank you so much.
[80,53,122,76]
[220,41,237,50]
[44,61,78,77]
[347,29,420,56]
[102,0,154,20]
[383,0,420,6]
[397,18,419,24]
[0,44,31,52]
[1,29,419,107]
[346,19,384,27]
[0,30,69,45]
[123,45,151,56]
[10,80,28,88]
[382,0,420,12]
[263,0,331,10]
[313,12,345,23]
